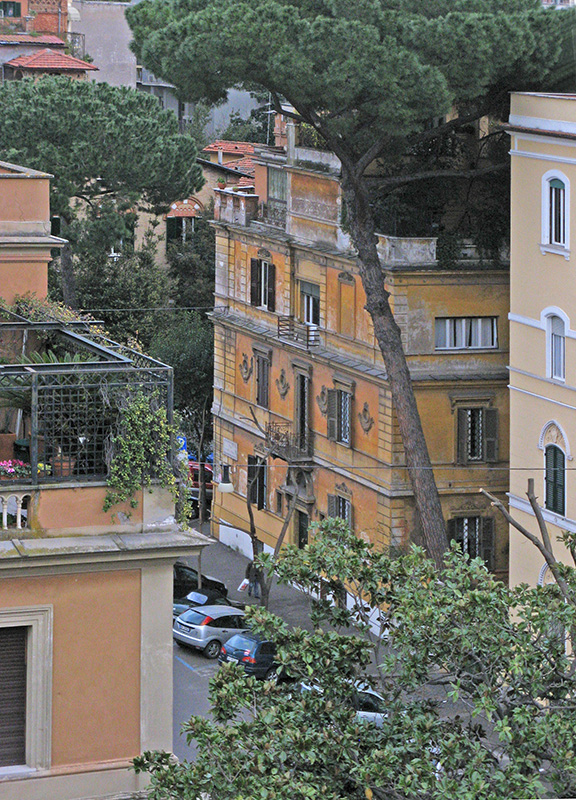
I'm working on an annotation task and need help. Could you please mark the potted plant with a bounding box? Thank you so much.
[0,459,32,481]
[217,177,226,189]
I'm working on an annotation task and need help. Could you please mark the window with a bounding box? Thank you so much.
[250,258,276,311]
[327,389,352,445]
[0,627,26,767]
[542,171,570,255]
[456,407,498,464]
[545,444,565,515]
[247,455,267,510]
[255,353,270,408]
[0,606,52,773]
[448,516,495,570]
[275,490,283,516]
[0,2,21,16]
[327,493,353,527]
[548,315,566,381]
[166,216,194,248]
[435,317,497,350]
[266,168,287,226]
[300,281,320,326]
[549,178,566,246]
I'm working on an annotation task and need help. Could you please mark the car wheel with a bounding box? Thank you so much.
[203,640,222,659]
[264,667,277,681]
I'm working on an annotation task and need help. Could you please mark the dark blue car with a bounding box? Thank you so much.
[218,633,278,680]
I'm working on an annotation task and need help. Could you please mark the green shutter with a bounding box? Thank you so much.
[326,389,337,441]
[327,494,337,518]
[457,408,469,464]
[550,178,565,189]
[267,262,276,312]
[481,518,495,570]
[250,259,259,305]
[484,408,498,463]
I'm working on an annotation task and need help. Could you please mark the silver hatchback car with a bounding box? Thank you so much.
[173,605,249,659]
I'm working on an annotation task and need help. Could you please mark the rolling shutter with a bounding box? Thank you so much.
[0,626,27,767]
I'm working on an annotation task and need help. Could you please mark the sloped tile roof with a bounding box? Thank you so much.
[224,156,255,175]
[0,33,65,45]
[202,140,256,155]
[237,176,255,188]
[4,48,98,71]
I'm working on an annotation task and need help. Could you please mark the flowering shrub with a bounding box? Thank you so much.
[0,459,32,478]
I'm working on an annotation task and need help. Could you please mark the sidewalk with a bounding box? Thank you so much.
[182,521,315,632]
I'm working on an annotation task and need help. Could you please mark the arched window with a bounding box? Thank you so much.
[545,444,565,515]
[542,171,570,255]
[549,177,566,246]
[549,315,566,381]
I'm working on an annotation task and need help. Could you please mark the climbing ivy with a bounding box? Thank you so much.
[104,389,176,512]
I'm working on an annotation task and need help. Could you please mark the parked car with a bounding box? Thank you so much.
[300,680,386,727]
[173,589,243,618]
[173,605,248,659]
[218,632,279,679]
[188,460,213,517]
[173,560,227,601]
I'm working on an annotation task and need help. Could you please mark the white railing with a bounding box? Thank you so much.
[0,490,31,530]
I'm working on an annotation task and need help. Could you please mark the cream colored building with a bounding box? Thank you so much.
[508,93,576,585]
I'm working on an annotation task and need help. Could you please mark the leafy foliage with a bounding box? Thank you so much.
[0,76,203,219]
[166,209,215,312]
[219,107,269,144]
[104,389,175,511]
[136,520,576,799]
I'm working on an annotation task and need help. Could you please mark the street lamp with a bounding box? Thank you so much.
[217,464,234,493]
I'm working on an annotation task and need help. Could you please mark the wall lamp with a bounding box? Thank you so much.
[217,464,234,493]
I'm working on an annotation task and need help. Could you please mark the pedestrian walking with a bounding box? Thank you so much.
[245,561,260,598]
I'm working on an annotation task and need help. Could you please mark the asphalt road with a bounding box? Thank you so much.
[172,640,219,761]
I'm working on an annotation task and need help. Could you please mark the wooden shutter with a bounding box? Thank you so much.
[457,408,469,464]
[447,518,456,546]
[481,518,495,571]
[326,389,337,441]
[484,408,498,463]
[346,501,354,530]
[0,626,27,768]
[256,462,266,510]
[250,258,260,305]
[247,455,257,504]
[267,262,276,312]
[327,494,337,517]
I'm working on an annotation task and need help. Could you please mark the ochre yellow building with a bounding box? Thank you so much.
[211,116,510,581]
[508,93,576,585]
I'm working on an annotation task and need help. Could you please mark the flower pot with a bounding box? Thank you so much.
[51,457,76,477]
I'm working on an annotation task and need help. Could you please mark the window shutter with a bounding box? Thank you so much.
[250,258,259,305]
[484,408,498,463]
[0,626,27,767]
[257,463,266,510]
[247,456,257,504]
[447,518,456,545]
[267,262,276,312]
[481,518,495,571]
[326,389,337,441]
[347,502,354,530]
[327,494,337,518]
[456,408,469,464]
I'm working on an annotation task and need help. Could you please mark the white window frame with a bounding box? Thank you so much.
[541,169,570,259]
[259,261,270,308]
[545,312,567,382]
[435,317,498,350]
[0,605,53,774]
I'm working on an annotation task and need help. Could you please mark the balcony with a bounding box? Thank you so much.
[278,317,320,348]
[260,199,287,229]
[265,421,314,463]
[0,304,172,504]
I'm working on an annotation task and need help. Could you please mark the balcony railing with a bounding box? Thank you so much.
[265,421,314,462]
[278,317,320,348]
[0,303,172,487]
[260,200,287,229]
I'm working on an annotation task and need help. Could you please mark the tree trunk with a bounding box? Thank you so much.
[339,163,448,570]
[60,240,78,309]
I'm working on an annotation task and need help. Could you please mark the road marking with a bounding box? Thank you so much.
[174,654,218,679]
[174,654,199,674]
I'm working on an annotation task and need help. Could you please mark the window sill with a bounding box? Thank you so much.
[435,347,498,353]
[540,243,570,260]
[0,765,37,780]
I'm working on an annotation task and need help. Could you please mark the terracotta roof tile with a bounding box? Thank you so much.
[237,176,255,188]
[224,156,255,175]
[166,197,204,218]
[202,140,256,155]
[4,49,98,71]
[0,34,65,45]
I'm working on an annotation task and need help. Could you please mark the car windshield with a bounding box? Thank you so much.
[186,591,208,604]
[180,609,209,625]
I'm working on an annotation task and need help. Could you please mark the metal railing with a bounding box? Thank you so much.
[260,200,287,228]
[0,305,172,485]
[277,317,320,348]
[265,421,314,461]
